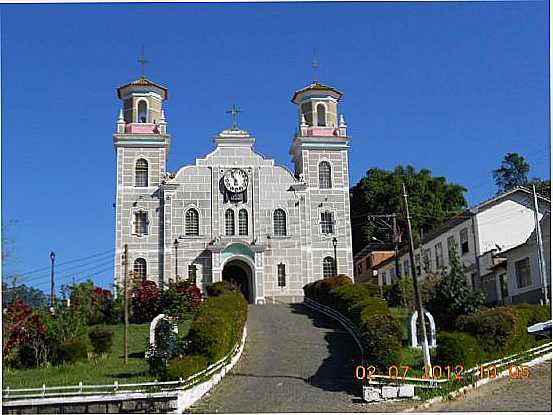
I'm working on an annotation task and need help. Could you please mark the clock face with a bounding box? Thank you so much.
[223,168,249,193]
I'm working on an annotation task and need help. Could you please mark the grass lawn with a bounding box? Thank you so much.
[3,319,193,389]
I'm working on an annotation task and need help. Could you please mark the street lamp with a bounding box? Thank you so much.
[174,239,179,281]
[332,237,338,276]
[49,251,56,310]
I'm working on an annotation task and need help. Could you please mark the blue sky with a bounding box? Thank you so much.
[1,1,550,293]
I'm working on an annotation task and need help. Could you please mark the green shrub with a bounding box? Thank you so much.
[346,297,389,327]
[186,293,247,363]
[456,306,535,355]
[54,338,88,364]
[88,326,114,354]
[360,313,402,369]
[512,304,551,326]
[166,355,209,380]
[205,281,236,297]
[302,275,352,305]
[435,332,484,369]
[328,283,382,316]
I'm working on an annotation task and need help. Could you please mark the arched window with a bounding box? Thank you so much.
[273,209,287,236]
[225,209,235,236]
[133,211,148,236]
[300,102,313,126]
[185,209,199,236]
[135,159,148,187]
[238,209,248,236]
[323,256,335,278]
[318,161,332,189]
[137,100,148,123]
[133,258,147,280]
[316,104,326,127]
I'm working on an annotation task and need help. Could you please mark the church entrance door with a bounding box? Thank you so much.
[222,259,253,303]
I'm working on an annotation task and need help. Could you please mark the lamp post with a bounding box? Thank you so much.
[49,251,56,310]
[174,238,179,281]
[332,237,338,276]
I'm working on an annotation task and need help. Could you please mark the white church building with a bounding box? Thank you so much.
[113,75,354,303]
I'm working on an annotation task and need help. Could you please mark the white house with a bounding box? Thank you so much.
[372,187,550,295]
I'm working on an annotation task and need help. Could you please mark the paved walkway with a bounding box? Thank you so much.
[427,360,552,412]
[187,304,411,413]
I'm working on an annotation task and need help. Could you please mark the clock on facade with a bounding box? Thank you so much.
[223,168,249,193]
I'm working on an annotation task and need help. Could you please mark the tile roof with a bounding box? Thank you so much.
[291,81,343,103]
[117,77,168,99]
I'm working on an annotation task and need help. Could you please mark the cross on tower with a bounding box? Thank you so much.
[226,104,241,129]
[137,46,149,78]
[312,50,320,82]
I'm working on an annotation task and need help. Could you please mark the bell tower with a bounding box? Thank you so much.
[289,78,353,279]
[113,74,171,292]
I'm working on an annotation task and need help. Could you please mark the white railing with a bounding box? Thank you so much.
[3,327,246,401]
[303,296,552,390]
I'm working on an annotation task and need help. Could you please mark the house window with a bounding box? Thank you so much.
[277,263,286,287]
[185,209,199,236]
[133,211,148,236]
[435,242,444,268]
[460,228,469,254]
[357,264,362,275]
[316,104,326,127]
[447,235,456,258]
[188,264,197,284]
[318,161,332,189]
[365,257,370,270]
[137,100,148,123]
[499,273,509,298]
[423,249,431,272]
[323,256,335,278]
[238,209,248,236]
[225,209,235,236]
[273,209,287,236]
[133,258,147,280]
[135,159,148,187]
[415,253,421,275]
[320,211,335,234]
[403,260,410,278]
[515,257,532,288]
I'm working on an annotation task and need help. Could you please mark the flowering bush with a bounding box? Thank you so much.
[131,280,161,323]
[160,280,202,319]
[70,280,120,325]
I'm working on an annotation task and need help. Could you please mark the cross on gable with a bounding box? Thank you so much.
[226,104,242,129]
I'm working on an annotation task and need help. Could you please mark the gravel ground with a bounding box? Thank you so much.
[187,304,412,413]
[426,360,552,412]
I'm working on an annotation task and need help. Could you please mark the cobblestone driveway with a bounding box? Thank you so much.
[427,360,552,412]
[187,304,411,413]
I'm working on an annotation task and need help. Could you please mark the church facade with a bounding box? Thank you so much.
[113,76,354,303]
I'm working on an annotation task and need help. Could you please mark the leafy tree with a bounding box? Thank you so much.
[2,283,48,308]
[350,166,467,253]
[68,280,120,325]
[426,251,485,330]
[131,280,161,323]
[492,152,530,193]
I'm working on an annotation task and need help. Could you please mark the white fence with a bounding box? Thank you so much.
[3,327,247,402]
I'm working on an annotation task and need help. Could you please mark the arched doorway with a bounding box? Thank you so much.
[222,259,253,303]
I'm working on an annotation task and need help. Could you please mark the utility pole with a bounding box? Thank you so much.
[49,251,56,309]
[123,244,129,364]
[402,183,432,375]
[469,208,481,290]
[532,185,549,305]
[174,238,179,281]
[392,215,401,279]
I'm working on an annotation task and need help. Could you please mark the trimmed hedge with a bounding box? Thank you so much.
[166,292,247,380]
[205,281,236,297]
[435,332,484,369]
[304,276,402,369]
[455,304,549,356]
[166,354,209,380]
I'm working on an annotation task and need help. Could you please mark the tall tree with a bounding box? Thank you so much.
[492,152,530,193]
[529,177,551,199]
[350,166,467,254]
